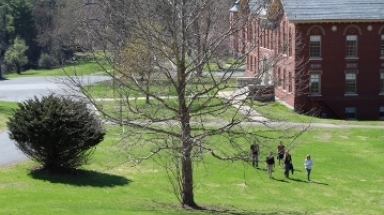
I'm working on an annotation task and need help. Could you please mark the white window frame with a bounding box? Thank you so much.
[309,73,321,94]
[381,35,384,57]
[345,107,356,119]
[309,35,321,58]
[380,71,384,94]
[345,72,357,94]
[380,106,384,119]
[346,35,358,57]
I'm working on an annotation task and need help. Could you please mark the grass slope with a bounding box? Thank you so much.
[0,125,383,214]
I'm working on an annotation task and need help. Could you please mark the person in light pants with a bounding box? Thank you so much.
[304,154,313,181]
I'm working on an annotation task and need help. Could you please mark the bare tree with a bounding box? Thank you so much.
[61,0,308,208]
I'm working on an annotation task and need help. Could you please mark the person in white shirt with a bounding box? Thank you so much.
[304,154,313,181]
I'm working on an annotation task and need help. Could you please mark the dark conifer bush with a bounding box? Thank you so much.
[7,94,106,172]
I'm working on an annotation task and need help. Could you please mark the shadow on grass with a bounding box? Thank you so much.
[194,206,301,215]
[272,177,289,183]
[153,200,301,214]
[0,105,16,116]
[310,180,328,185]
[288,177,309,183]
[29,168,131,187]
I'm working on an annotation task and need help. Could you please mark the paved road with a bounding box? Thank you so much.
[0,76,110,166]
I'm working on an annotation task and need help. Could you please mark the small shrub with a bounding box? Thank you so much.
[7,94,106,172]
[38,53,57,69]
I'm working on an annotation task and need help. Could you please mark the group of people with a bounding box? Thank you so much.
[250,140,313,181]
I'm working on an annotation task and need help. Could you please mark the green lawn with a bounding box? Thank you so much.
[249,99,384,126]
[3,62,109,78]
[95,97,244,122]
[0,124,383,214]
[0,101,17,131]
[1,88,384,214]
[85,78,238,99]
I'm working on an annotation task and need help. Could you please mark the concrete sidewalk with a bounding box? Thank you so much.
[217,88,268,122]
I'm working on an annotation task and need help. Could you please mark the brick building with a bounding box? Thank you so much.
[230,0,384,120]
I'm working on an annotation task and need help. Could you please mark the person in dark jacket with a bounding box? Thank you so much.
[283,150,293,178]
[277,141,285,167]
[265,151,275,179]
[250,140,260,168]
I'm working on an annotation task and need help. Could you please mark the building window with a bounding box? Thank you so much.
[282,21,286,54]
[309,35,321,58]
[345,107,356,119]
[380,107,384,119]
[346,35,358,57]
[288,29,292,56]
[277,68,281,86]
[380,71,384,93]
[381,35,384,56]
[278,31,281,52]
[309,74,320,94]
[345,73,356,93]
[249,57,252,71]
[283,69,286,90]
[288,72,292,92]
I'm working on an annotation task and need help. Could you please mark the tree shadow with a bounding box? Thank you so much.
[194,206,298,215]
[29,168,131,187]
[153,200,288,215]
[0,77,8,81]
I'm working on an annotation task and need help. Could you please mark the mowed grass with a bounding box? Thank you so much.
[86,78,238,98]
[96,98,244,122]
[250,99,384,126]
[0,101,17,131]
[0,124,383,214]
[3,62,109,78]
[1,86,383,214]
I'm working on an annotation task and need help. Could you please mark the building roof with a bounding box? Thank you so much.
[229,0,240,12]
[281,0,384,22]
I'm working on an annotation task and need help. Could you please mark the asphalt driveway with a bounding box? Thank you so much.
[0,76,110,166]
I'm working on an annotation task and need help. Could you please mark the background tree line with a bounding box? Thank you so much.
[0,0,236,75]
[0,0,86,74]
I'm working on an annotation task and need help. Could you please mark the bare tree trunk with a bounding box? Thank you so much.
[178,39,197,206]
[16,63,21,74]
[145,80,150,104]
[181,147,196,207]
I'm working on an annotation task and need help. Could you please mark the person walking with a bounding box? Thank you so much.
[250,140,260,168]
[283,150,292,178]
[304,154,313,181]
[277,141,285,167]
[265,151,275,179]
